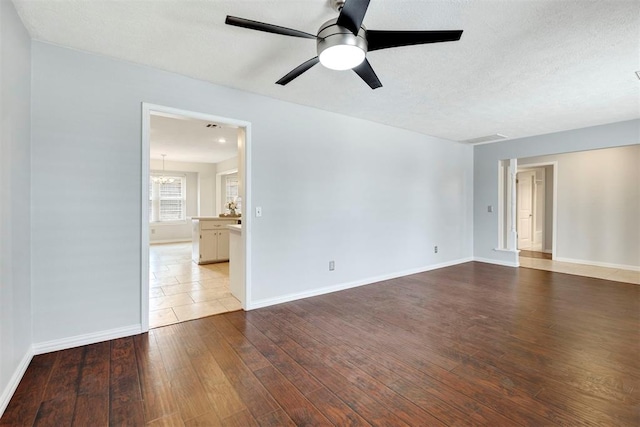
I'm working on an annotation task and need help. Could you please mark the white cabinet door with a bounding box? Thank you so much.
[217,230,230,261]
[193,219,236,264]
[200,230,218,263]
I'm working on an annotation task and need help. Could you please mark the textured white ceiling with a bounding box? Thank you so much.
[13,0,640,142]
[150,113,238,164]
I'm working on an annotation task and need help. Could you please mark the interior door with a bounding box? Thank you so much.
[517,171,535,250]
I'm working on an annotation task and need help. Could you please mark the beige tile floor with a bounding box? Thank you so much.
[149,242,242,329]
[519,252,640,285]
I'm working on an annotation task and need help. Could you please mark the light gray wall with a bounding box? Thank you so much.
[520,145,639,268]
[0,0,32,414]
[474,120,639,265]
[31,42,474,344]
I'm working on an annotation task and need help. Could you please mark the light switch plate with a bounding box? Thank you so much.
[255,206,262,217]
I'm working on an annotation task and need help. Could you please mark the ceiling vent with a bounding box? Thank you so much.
[462,134,508,144]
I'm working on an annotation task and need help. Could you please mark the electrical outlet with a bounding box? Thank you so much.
[329,261,335,271]
[434,246,438,253]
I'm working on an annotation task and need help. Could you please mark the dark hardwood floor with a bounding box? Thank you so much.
[2,262,639,426]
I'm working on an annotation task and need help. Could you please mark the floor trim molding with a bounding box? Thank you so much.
[0,347,34,418]
[553,257,640,272]
[474,257,519,268]
[248,257,474,310]
[150,239,191,245]
[32,324,143,355]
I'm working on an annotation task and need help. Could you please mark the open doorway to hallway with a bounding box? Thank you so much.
[142,105,251,330]
[516,165,552,255]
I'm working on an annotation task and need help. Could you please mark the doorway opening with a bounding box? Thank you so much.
[141,104,251,332]
[516,166,552,254]
[515,162,556,260]
[497,159,557,263]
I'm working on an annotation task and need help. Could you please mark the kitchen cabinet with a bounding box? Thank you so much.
[192,218,238,264]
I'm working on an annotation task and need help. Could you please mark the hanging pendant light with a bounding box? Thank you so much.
[152,154,175,184]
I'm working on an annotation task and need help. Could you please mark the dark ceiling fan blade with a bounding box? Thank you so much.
[336,0,371,35]
[353,59,382,89]
[366,30,463,51]
[276,57,320,85]
[225,16,316,39]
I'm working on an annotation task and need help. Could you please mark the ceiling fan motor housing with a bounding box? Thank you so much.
[317,18,368,70]
[331,0,346,12]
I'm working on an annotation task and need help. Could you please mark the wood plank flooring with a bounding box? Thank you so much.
[2,262,639,426]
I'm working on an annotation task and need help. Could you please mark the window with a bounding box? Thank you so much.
[149,175,186,222]
[224,174,241,212]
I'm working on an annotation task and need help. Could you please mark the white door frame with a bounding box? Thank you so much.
[517,161,558,259]
[140,103,252,332]
[497,158,519,252]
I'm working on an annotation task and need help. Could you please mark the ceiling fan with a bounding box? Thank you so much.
[225,0,463,89]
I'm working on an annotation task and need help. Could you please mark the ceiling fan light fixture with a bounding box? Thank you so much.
[225,1,463,88]
[316,18,368,71]
[319,44,366,70]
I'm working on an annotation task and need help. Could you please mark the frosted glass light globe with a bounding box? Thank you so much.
[319,44,366,70]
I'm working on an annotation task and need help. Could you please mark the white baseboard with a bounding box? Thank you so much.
[474,257,519,268]
[247,257,474,310]
[32,324,143,355]
[554,257,640,272]
[0,347,34,418]
[492,248,520,254]
[150,239,191,245]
